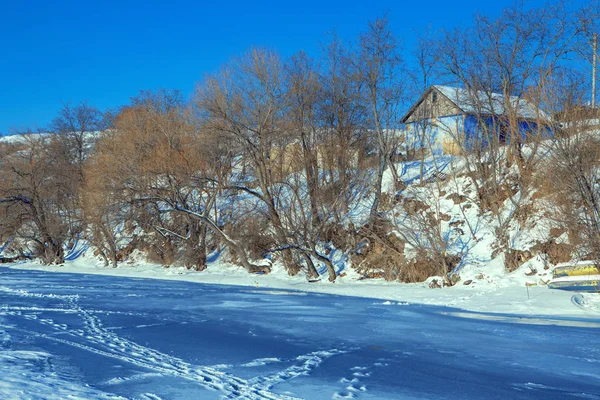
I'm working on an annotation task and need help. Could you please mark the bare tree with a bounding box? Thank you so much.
[319,33,369,220]
[411,28,442,182]
[88,89,270,273]
[541,74,600,261]
[353,16,406,223]
[284,51,323,228]
[195,48,300,275]
[0,133,79,264]
[50,101,108,178]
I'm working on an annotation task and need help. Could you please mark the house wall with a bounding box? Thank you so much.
[268,141,360,178]
[463,114,551,149]
[405,115,464,156]
[404,89,462,124]
[403,86,553,155]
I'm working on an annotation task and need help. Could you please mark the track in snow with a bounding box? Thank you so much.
[0,267,600,399]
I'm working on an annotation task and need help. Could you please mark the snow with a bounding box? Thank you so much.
[0,266,599,399]
[434,85,547,120]
[0,131,102,146]
[0,350,121,400]
[555,260,599,268]
[0,132,54,144]
[5,252,598,319]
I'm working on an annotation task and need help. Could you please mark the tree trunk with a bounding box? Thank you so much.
[303,253,320,279]
[314,252,336,282]
[100,250,109,267]
[302,135,321,228]
[44,240,64,265]
[260,181,299,275]
[174,206,271,274]
[196,224,208,271]
[369,149,387,223]
[101,224,118,268]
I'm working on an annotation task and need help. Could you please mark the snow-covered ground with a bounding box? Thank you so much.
[7,251,600,319]
[1,266,600,399]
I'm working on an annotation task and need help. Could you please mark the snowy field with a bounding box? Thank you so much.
[1,267,600,399]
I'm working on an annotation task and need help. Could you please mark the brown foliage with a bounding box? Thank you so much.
[232,217,276,261]
[503,249,533,272]
[0,134,79,264]
[530,241,573,266]
[538,131,600,261]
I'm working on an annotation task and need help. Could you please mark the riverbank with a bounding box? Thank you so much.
[7,254,600,319]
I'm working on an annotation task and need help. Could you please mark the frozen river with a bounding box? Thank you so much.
[0,266,599,399]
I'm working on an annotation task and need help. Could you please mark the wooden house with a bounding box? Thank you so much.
[401,85,550,155]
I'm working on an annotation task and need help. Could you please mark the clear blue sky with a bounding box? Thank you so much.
[0,0,548,134]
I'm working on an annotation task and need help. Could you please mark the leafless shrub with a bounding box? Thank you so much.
[541,122,600,261]
[0,133,79,264]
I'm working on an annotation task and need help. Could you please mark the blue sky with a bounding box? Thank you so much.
[0,0,548,134]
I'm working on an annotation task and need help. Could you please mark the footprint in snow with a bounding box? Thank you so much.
[334,367,369,399]
[333,391,355,399]
[333,360,389,399]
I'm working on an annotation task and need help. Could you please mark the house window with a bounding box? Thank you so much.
[432,91,438,103]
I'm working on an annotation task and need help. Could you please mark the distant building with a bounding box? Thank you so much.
[401,85,549,155]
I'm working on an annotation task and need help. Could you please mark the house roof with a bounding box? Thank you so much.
[402,85,548,123]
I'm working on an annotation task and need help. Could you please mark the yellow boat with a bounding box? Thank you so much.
[552,262,599,279]
[548,275,600,292]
